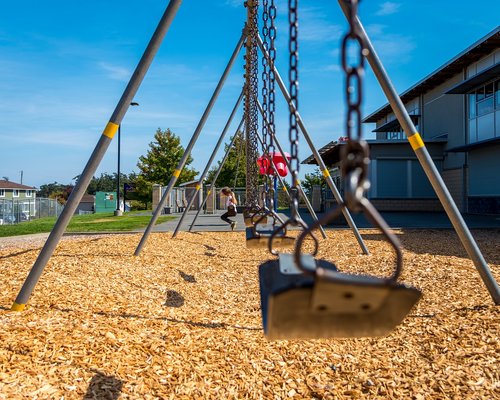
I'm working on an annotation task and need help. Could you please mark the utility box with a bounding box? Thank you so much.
[95,191,117,213]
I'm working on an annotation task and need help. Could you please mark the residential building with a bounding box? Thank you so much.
[0,179,37,223]
[304,26,500,214]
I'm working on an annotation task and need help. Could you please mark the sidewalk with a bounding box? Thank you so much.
[138,210,500,233]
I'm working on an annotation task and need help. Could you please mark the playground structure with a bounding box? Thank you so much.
[9,0,499,339]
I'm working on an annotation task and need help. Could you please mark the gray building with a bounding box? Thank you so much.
[304,26,500,214]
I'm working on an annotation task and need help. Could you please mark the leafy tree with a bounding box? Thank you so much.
[86,172,115,194]
[302,168,327,197]
[81,172,135,195]
[206,132,247,188]
[137,128,197,185]
[38,182,74,202]
[134,128,198,207]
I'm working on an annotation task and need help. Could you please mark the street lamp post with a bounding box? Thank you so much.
[115,102,139,216]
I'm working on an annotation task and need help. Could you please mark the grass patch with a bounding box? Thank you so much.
[0,212,175,237]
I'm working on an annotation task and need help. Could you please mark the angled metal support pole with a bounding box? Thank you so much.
[256,99,327,239]
[172,89,244,237]
[11,0,183,312]
[256,34,369,255]
[189,121,245,232]
[337,0,499,304]
[134,31,246,255]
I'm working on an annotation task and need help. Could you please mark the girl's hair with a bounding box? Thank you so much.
[221,187,237,204]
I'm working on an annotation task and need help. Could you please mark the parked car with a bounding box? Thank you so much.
[0,214,16,224]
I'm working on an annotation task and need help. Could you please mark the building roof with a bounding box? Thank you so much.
[363,26,500,123]
[80,194,95,203]
[303,138,448,167]
[301,140,339,165]
[0,180,36,190]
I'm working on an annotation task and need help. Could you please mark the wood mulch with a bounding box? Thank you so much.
[0,229,499,399]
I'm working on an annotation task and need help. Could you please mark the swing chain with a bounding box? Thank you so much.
[267,0,277,158]
[244,0,261,207]
[288,0,300,221]
[340,0,370,208]
[261,0,269,153]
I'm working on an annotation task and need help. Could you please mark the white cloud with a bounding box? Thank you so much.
[365,24,415,65]
[376,2,401,16]
[98,62,131,82]
[300,7,343,43]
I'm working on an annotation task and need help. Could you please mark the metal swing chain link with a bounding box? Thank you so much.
[267,0,277,158]
[340,0,370,208]
[251,1,260,205]
[261,0,271,201]
[261,0,269,154]
[289,0,300,221]
[244,0,260,207]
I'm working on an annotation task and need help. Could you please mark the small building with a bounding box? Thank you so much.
[0,180,37,223]
[94,191,117,213]
[304,26,500,214]
[76,194,95,215]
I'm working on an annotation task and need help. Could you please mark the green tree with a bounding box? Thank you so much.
[82,172,135,195]
[206,132,246,188]
[38,182,74,203]
[302,168,327,197]
[135,128,198,207]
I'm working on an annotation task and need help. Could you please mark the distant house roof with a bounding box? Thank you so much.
[80,194,95,204]
[301,140,340,165]
[178,180,200,187]
[363,26,500,123]
[303,138,448,167]
[0,180,36,190]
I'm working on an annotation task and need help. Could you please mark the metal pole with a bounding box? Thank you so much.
[172,90,244,237]
[135,32,246,255]
[189,123,245,232]
[116,102,139,216]
[116,125,122,215]
[256,34,369,255]
[11,0,183,312]
[337,0,499,304]
[255,100,327,239]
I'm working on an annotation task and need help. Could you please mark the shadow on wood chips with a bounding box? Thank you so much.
[84,370,123,400]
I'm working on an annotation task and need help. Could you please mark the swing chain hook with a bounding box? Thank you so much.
[341,0,370,210]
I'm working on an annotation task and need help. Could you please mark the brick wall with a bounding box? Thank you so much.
[370,199,444,212]
[442,168,464,212]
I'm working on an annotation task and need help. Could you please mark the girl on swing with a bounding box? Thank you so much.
[220,187,237,231]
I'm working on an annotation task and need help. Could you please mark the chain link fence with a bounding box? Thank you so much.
[0,198,64,225]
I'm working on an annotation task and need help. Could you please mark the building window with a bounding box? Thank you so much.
[13,190,19,197]
[0,189,4,197]
[467,78,499,143]
[25,190,32,197]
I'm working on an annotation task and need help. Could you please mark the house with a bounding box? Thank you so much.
[303,26,500,214]
[0,179,37,222]
[76,194,95,215]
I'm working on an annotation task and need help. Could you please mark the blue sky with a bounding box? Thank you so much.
[1,1,498,188]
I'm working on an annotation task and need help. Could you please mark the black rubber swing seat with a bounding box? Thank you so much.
[245,227,295,249]
[259,253,422,340]
[244,214,268,227]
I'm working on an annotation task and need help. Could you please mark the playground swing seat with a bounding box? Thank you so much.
[259,197,422,340]
[245,193,295,250]
[245,210,294,250]
[243,206,268,227]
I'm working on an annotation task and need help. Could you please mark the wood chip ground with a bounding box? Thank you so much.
[1,229,499,399]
